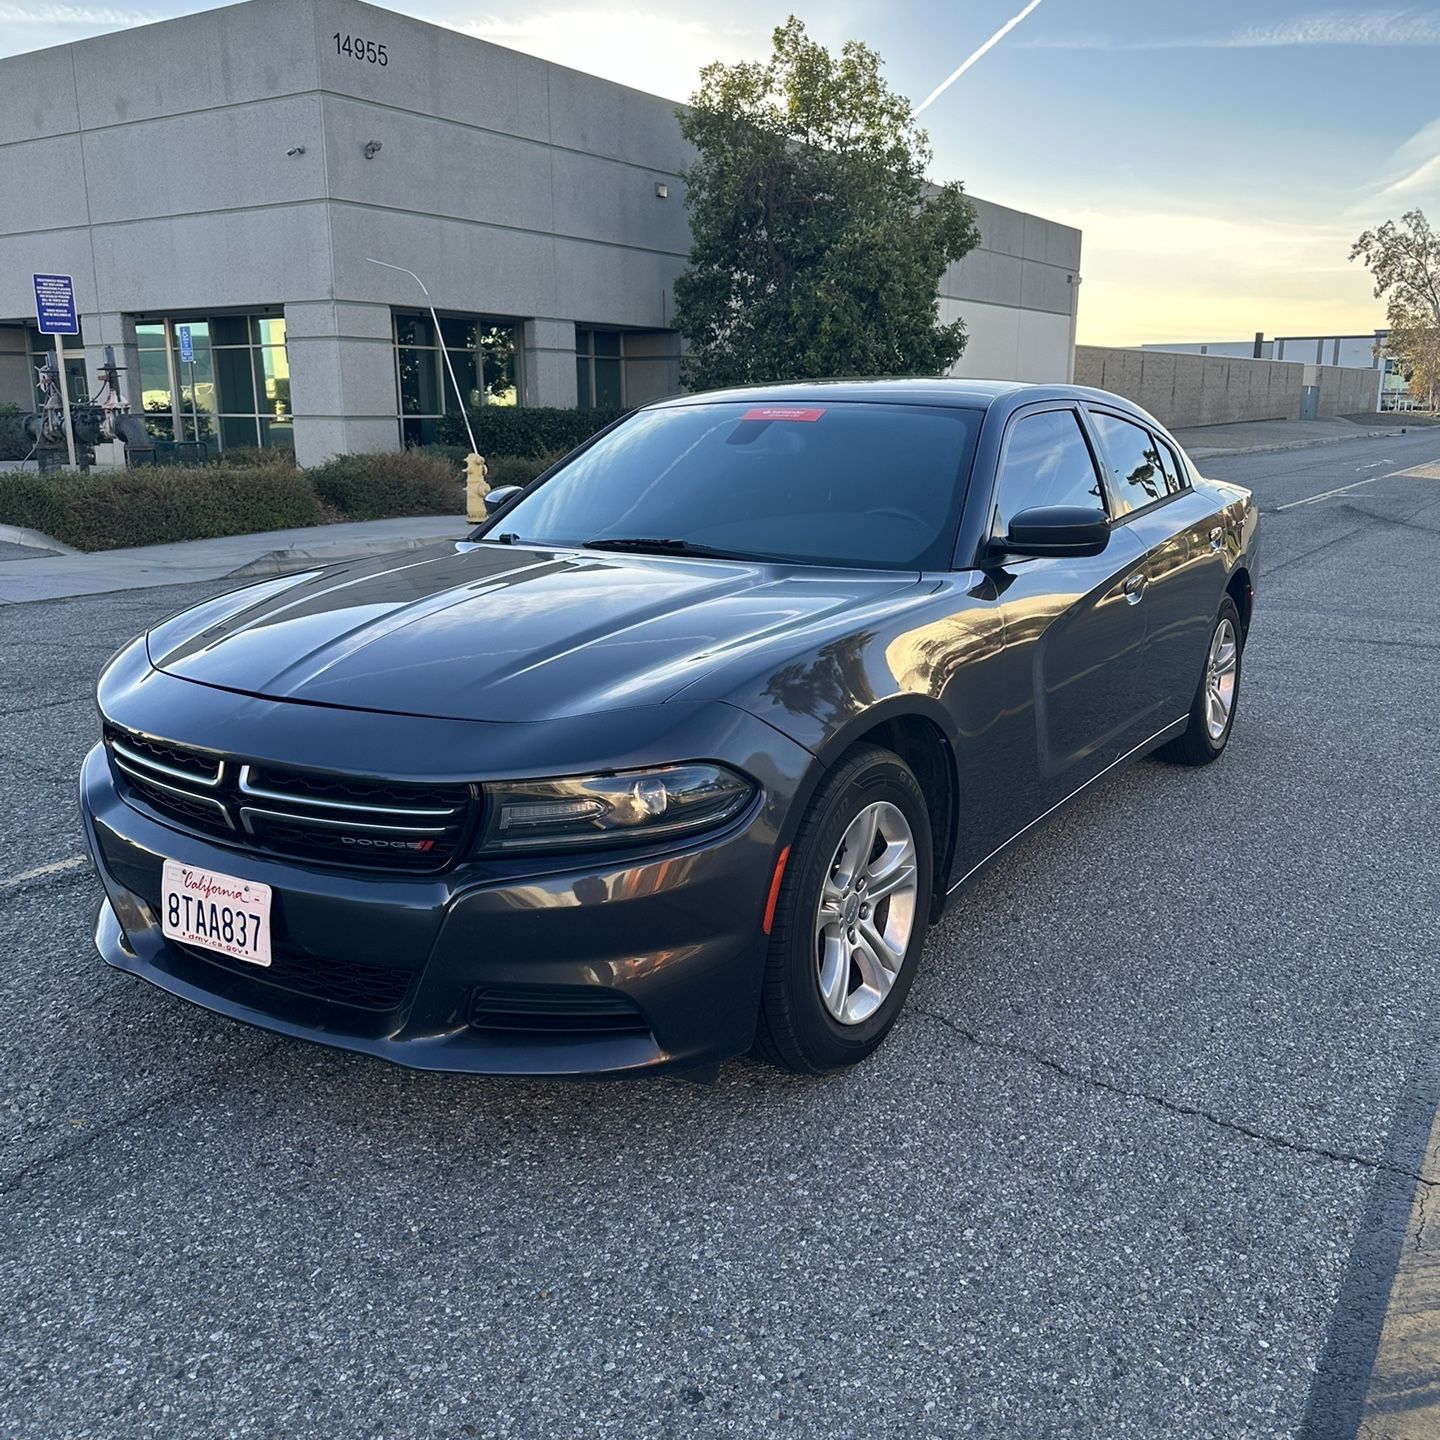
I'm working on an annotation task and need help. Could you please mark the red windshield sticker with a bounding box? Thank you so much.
[741,406,826,422]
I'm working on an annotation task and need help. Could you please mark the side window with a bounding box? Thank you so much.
[1155,436,1189,493]
[1092,413,1169,515]
[994,409,1105,536]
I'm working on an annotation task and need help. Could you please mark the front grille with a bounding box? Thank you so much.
[105,725,476,873]
[179,941,414,1010]
[468,985,651,1036]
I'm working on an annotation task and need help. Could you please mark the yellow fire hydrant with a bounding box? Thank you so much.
[463,452,489,523]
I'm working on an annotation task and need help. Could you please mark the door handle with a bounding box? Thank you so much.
[1123,572,1147,604]
[1209,526,1224,551]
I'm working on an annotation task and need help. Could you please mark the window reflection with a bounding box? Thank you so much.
[134,313,289,450]
[576,327,624,411]
[392,311,519,447]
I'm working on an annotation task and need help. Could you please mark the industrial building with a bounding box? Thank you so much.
[0,0,1083,466]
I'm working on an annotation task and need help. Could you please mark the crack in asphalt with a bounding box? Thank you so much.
[1263,493,1440,576]
[0,694,90,720]
[913,1005,1440,1189]
[0,1037,287,1200]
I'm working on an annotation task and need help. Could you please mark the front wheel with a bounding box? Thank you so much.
[1155,596,1243,766]
[754,745,933,1074]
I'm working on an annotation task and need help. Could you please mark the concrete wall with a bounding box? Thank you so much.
[1076,346,1302,427]
[1307,363,1383,416]
[1076,346,1384,427]
[940,197,1080,382]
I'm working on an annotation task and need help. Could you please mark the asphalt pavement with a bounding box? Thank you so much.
[2,429,1438,1438]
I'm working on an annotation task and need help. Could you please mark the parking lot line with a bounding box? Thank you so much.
[0,855,87,888]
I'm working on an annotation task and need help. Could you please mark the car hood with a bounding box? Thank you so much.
[146,541,919,723]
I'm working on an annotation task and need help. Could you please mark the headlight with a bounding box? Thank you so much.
[476,763,756,854]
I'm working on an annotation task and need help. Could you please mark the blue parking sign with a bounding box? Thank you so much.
[32,273,77,335]
[179,325,194,364]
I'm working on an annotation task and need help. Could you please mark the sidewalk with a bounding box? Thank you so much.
[1170,416,1389,459]
[0,514,468,605]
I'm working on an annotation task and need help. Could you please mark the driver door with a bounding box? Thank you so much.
[985,404,1152,814]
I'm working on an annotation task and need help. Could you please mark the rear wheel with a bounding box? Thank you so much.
[754,745,933,1074]
[1156,596,1243,766]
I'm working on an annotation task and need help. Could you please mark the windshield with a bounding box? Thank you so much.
[483,400,983,570]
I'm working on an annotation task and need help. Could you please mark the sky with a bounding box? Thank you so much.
[5,1,1440,345]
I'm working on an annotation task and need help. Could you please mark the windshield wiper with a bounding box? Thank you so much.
[579,536,756,561]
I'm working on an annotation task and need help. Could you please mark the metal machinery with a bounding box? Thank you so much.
[19,346,155,470]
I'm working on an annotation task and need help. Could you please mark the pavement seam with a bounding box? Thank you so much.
[913,1005,1440,1188]
[0,1037,287,1200]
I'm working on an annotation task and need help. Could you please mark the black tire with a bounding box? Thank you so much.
[754,745,933,1074]
[1155,596,1244,767]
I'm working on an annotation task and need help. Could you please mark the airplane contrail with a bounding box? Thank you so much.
[915,0,1049,114]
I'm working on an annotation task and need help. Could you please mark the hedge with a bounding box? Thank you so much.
[436,405,625,456]
[0,466,326,552]
[0,447,567,552]
[307,449,460,521]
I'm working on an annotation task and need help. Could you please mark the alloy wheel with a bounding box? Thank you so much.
[1205,617,1238,741]
[814,801,919,1026]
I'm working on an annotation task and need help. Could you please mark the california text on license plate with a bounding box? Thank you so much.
[161,860,272,967]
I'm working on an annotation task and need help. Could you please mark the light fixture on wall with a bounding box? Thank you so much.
[654,181,668,199]
[363,140,382,159]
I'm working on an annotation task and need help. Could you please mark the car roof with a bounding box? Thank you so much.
[644,377,1145,415]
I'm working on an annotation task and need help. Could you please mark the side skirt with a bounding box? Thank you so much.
[935,716,1189,914]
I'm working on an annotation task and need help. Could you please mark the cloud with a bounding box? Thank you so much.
[0,3,156,21]
[443,10,756,101]
[1363,116,1440,206]
[1029,7,1440,50]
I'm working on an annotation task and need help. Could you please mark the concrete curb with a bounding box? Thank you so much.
[228,534,463,578]
[1183,429,1389,460]
[0,523,80,555]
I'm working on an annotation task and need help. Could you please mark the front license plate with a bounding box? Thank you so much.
[161,859,272,968]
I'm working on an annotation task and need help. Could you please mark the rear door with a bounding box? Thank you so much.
[982,404,1152,812]
[1086,408,1228,725]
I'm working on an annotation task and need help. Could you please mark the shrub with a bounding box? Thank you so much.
[211,445,297,470]
[307,449,461,521]
[0,466,325,551]
[435,406,625,456]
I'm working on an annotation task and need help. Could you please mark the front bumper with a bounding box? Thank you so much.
[80,699,812,1077]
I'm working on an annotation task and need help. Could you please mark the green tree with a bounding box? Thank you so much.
[674,17,980,391]
[1351,208,1440,410]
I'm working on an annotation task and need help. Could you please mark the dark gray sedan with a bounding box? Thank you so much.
[82,380,1258,1077]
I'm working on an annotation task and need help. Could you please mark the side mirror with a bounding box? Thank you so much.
[483,484,523,518]
[1002,505,1110,559]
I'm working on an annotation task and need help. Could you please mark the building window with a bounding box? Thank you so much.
[576,329,623,410]
[24,325,87,410]
[134,315,290,451]
[393,312,518,447]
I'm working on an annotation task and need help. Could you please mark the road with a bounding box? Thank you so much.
[2,430,1438,1439]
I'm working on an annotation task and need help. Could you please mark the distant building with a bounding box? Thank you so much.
[1141,331,1410,410]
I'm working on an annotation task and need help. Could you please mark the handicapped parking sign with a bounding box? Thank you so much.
[32,273,77,335]
[179,325,194,364]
